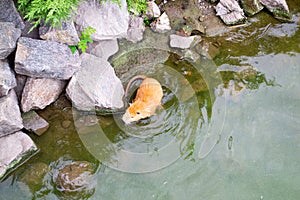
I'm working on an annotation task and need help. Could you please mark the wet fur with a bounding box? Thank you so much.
[122,75,163,124]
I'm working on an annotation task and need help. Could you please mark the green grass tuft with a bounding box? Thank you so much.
[18,0,82,32]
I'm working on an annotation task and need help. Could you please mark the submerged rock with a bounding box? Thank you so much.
[66,53,124,112]
[21,77,67,112]
[0,131,38,180]
[194,40,220,59]
[39,21,80,45]
[215,0,246,25]
[22,111,49,136]
[259,0,292,21]
[0,0,25,29]
[87,39,119,60]
[126,16,145,43]
[0,59,17,97]
[15,37,81,80]
[0,90,23,137]
[0,22,21,59]
[240,0,264,16]
[112,48,170,79]
[169,34,201,49]
[75,0,129,40]
[150,12,172,33]
[54,161,96,193]
[18,162,49,189]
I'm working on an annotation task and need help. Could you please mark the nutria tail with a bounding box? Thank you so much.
[125,75,147,97]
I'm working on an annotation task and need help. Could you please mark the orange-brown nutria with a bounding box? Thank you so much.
[122,75,163,124]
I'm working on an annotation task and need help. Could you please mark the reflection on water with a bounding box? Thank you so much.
[1,7,300,200]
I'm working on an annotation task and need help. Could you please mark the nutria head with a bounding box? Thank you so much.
[122,101,153,124]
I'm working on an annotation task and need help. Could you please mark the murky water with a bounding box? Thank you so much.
[1,3,300,200]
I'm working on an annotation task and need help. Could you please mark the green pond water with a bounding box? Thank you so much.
[1,4,300,200]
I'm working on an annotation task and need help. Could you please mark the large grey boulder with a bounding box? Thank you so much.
[15,37,81,80]
[21,77,67,112]
[0,0,25,29]
[240,0,264,16]
[0,22,21,59]
[66,53,124,112]
[75,0,129,40]
[126,16,145,43]
[0,59,17,97]
[0,90,23,137]
[215,0,246,25]
[0,131,38,180]
[39,21,80,45]
[86,39,119,60]
[259,0,291,21]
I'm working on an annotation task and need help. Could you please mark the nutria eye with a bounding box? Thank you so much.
[136,112,140,115]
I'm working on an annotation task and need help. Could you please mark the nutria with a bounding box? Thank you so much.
[122,75,163,124]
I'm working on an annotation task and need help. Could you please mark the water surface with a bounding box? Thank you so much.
[0,5,300,200]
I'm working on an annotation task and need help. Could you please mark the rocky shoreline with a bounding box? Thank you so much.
[0,0,293,182]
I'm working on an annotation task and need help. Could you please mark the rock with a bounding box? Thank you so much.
[15,37,81,80]
[86,39,119,60]
[0,22,21,59]
[150,12,172,33]
[18,162,49,190]
[39,21,80,45]
[146,1,161,19]
[164,0,229,37]
[240,0,264,16]
[0,90,23,137]
[0,59,17,97]
[22,111,49,136]
[215,0,246,25]
[66,76,94,111]
[194,40,220,59]
[169,34,201,49]
[61,120,72,129]
[259,0,291,21]
[14,74,27,102]
[75,0,129,40]
[54,161,96,193]
[66,53,124,112]
[126,16,145,43]
[112,48,170,78]
[0,131,38,180]
[182,17,206,35]
[21,77,67,112]
[0,0,25,29]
